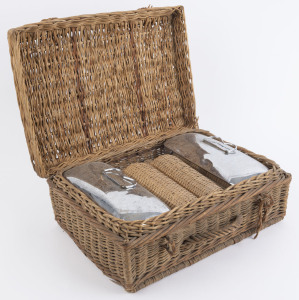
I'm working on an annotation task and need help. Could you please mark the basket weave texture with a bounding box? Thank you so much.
[150,154,223,196]
[8,6,195,178]
[8,6,291,292]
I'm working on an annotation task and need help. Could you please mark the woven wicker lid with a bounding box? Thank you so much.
[8,6,196,177]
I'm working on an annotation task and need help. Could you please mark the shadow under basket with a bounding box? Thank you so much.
[8,6,291,292]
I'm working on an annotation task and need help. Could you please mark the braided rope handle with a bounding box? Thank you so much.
[163,214,243,256]
[164,192,275,257]
[254,192,274,239]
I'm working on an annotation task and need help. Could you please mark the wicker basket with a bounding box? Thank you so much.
[8,6,291,292]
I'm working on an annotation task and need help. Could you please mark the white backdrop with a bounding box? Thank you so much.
[1,1,298,299]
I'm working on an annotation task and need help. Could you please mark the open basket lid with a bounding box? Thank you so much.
[8,6,196,178]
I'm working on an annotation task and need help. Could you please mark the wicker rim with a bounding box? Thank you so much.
[50,168,291,242]
[8,6,182,34]
[50,128,291,240]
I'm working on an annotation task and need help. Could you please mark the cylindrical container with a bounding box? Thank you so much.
[151,154,223,197]
[124,162,197,208]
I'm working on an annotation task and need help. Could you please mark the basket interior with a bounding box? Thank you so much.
[101,142,230,189]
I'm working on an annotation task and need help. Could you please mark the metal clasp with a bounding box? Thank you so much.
[102,168,137,189]
[203,136,237,154]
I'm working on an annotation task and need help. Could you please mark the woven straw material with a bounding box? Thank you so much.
[47,127,291,292]
[8,5,292,293]
[151,154,223,196]
[49,128,290,237]
[124,162,197,208]
[48,130,291,292]
[8,6,195,178]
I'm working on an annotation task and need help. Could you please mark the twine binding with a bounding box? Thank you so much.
[254,192,274,239]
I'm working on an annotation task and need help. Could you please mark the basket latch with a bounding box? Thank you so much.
[254,192,274,239]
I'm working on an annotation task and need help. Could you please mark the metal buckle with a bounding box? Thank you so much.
[102,168,137,189]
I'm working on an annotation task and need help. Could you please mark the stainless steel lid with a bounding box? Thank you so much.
[64,161,169,221]
[164,133,268,185]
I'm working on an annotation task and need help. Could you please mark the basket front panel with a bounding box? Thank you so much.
[8,6,196,177]
[127,182,289,290]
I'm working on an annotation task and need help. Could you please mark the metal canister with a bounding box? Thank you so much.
[63,161,169,221]
[164,133,268,185]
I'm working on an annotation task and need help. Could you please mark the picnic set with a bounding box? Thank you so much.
[8,6,291,292]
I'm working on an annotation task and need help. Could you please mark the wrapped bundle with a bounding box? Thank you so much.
[151,154,223,197]
[124,162,197,208]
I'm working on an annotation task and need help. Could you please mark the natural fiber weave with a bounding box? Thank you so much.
[124,162,197,208]
[8,6,196,178]
[49,145,291,292]
[8,5,291,293]
[50,127,290,239]
[151,154,223,197]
